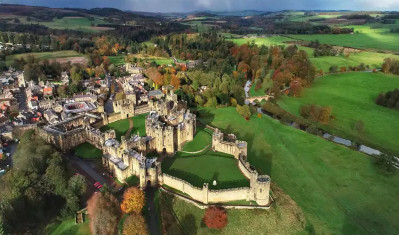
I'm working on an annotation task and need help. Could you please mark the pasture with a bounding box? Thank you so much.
[290,32,399,52]
[6,50,85,66]
[227,36,291,46]
[309,51,399,72]
[38,17,112,33]
[278,72,399,155]
[197,107,399,234]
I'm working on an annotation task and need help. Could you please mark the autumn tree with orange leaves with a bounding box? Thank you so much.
[121,187,145,214]
[203,207,228,229]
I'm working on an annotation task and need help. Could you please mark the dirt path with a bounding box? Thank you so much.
[124,118,134,139]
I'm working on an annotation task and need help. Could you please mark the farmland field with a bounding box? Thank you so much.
[278,72,399,155]
[37,17,112,33]
[197,107,399,234]
[227,36,291,46]
[290,32,399,52]
[6,50,84,65]
[309,51,399,72]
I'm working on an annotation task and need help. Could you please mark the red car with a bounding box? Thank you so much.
[94,182,103,190]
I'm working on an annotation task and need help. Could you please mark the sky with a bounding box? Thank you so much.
[3,0,399,12]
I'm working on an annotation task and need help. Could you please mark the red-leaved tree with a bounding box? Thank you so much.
[203,207,228,229]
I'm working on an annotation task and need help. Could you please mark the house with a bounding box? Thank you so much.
[43,86,53,97]
[43,109,59,124]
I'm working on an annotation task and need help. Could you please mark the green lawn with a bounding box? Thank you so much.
[74,142,102,159]
[278,72,399,155]
[290,32,399,52]
[109,55,126,66]
[47,218,90,235]
[6,50,83,65]
[162,150,249,190]
[181,126,212,152]
[100,114,147,141]
[37,17,111,33]
[197,107,399,234]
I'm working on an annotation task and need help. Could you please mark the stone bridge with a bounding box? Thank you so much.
[246,95,273,103]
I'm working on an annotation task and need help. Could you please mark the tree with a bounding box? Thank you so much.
[121,187,145,214]
[203,207,228,229]
[123,214,149,235]
[236,104,251,119]
[68,174,87,196]
[87,192,120,235]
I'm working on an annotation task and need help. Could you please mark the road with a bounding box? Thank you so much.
[65,153,117,191]
[145,187,161,235]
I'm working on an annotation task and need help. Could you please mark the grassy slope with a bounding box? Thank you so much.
[162,150,249,190]
[197,107,399,234]
[279,72,399,155]
[6,50,83,65]
[74,142,102,159]
[181,126,212,152]
[161,184,306,235]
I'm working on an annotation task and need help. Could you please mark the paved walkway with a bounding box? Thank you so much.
[124,118,134,139]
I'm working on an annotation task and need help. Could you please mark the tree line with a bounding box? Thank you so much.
[0,130,87,233]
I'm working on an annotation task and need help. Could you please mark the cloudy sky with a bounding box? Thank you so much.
[4,0,399,12]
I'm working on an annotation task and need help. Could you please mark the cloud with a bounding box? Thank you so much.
[3,0,399,12]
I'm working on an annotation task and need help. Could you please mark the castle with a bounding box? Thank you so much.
[37,91,271,206]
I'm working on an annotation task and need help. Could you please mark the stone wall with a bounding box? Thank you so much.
[212,128,247,159]
[162,174,251,204]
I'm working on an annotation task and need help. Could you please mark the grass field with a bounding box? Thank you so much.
[6,50,83,65]
[74,142,102,159]
[227,36,291,46]
[309,51,399,72]
[38,17,111,33]
[46,218,90,235]
[100,114,147,140]
[290,32,399,52]
[109,55,126,66]
[131,54,173,65]
[162,150,249,190]
[278,72,399,155]
[197,107,399,234]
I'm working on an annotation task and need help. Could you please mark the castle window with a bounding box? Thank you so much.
[260,189,262,193]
